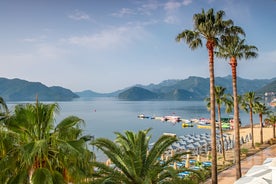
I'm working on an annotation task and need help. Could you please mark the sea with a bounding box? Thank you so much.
[7,97,260,161]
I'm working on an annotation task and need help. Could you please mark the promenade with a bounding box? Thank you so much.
[204,144,276,184]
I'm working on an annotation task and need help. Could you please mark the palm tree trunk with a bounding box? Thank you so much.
[273,120,276,138]
[260,114,263,144]
[230,57,241,179]
[249,107,255,148]
[207,40,217,184]
[218,105,226,162]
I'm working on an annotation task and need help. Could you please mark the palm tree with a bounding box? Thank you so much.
[1,101,94,183]
[205,86,232,162]
[265,112,276,138]
[92,129,197,184]
[241,92,261,149]
[253,102,270,144]
[215,35,258,179]
[176,8,243,183]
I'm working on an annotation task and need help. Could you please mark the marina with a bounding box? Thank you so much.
[137,114,233,130]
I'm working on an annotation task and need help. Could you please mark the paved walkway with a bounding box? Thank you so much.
[204,144,276,184]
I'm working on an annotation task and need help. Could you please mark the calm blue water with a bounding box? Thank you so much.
[7,98,259,161]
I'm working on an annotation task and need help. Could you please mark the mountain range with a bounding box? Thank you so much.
[0,78,78,101]
[117,76,276,100]
[1,76,275,101]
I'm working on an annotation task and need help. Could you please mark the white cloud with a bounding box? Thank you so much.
[137,0,161,15]
[68,9,90,21]
[21,35,47,43]
[36,44,68,60]
[182,0,192,6]
[112,8,136,17]
[164,1,182,11]
[163,1,183,24]
[164,15,178,24]
[66,26,148,49]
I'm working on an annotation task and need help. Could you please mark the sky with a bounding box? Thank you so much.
[1,0,276,93]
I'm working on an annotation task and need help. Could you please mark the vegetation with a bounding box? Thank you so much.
[253,102,270,144]
[205,86,232,162]
[215,30,258,179]
[176,8,244,183]
[91,128,205,184]
[0,100,94,184]
[265,112,276,138]
[0,6,275,184]
[241,92,261,148]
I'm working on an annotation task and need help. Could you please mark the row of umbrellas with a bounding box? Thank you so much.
[166,132,252,155]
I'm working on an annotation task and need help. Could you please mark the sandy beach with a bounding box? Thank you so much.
[207,124,276,165]
[228,125,275,145]
[202,125,276,184]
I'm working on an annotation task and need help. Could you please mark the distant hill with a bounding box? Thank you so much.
[0,78,78,101]
[117,76,275,101]
[75,89,123,98]
[256,80,276,94]
[118,87,158,100]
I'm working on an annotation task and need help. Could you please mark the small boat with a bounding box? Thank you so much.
[165,116,181,123]
[137,114,149,119]
[270,98,276,107]
[197,124,211,129]
[221,123,230,130]
[182,122,194,128]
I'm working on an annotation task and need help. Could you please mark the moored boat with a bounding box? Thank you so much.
[182,122,194,128]
[137,114,149,119]
[197,124,211,129]
[270,98,276,107]
[165,116,181,123]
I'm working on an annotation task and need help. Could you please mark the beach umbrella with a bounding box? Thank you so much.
[187,143,196,150]
[193,142,201,148]
[172,145,178,150]
[173,142,181,148]
[178,139,186,144]
[187,139,195,143]
[192,137,201,142]
[179,143,188,151]
[199,139,208,145]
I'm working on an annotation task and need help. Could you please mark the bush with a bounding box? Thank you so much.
[255,142,261,147]
[240,147,248,155]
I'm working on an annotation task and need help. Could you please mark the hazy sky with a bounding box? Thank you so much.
[1,0,275,93]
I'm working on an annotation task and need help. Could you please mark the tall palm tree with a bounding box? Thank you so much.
[265,112,276,138]
[1,101,94,183]
[253,102,270,144]
[176,8,242,183]
[241,92,261,149]
[215,35,258,179]
[205,86,232,162]
[92,129,194,184]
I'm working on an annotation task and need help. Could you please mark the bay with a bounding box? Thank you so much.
[7,98,258,161]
